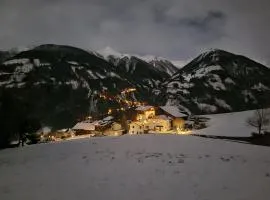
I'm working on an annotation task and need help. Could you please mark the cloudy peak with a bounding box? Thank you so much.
[98,46,122,58]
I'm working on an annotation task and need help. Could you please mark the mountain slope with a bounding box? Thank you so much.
[163,49,270,114]
[97,49,173,103]
[0,44,137,132]
[106,55,170,89]
[140,55,179,76]
[0,44,174,136]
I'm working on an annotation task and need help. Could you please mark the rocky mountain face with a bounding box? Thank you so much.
[162,49,270,114]
[104,55,170,90]
[147,58,179,76]
[97,46,179,76]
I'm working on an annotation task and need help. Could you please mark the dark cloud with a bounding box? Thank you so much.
[182,11,225,29]
[0,0,270,64]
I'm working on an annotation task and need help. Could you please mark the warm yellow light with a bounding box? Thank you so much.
[121,88,136,94]
[176,129,192,135]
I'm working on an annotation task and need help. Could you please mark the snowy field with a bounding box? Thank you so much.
[1,135,270,200]
[195,110,258,137]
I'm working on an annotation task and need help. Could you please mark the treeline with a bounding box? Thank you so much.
[0,89,41,148]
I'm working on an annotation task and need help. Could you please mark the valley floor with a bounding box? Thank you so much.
[0,134,270,200]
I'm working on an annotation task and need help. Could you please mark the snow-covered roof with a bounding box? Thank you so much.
[58,129,68,132]
[103,116,114,121]
[160,106,187,118]
[136,106,154,111]
[72,122,95,131]
[93,116,114,127]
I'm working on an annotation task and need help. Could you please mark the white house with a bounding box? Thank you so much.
[146,115,172,132]
[159,106,187,131]
[128,115,172,134]
[128,122,144,134]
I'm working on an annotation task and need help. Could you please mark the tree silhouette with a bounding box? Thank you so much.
[19,118,41,146]
[247,109,270,135]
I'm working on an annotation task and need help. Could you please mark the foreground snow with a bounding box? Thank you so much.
[1,135,270,200]
[195,110,258,137]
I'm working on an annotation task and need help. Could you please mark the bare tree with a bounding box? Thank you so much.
[247,109,270,134]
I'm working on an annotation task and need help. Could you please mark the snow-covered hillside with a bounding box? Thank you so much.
[196,109,270,137]
[0,135,270,200]
[195,110,257,137]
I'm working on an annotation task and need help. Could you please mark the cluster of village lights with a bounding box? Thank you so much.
[120,88,136,94]
[99,88,137,101]
[107,107,131,115]
[97,87,146,115]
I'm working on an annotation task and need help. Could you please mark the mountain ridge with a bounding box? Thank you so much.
[0,44,171,134]
[1,44,270,137]
[162,49,270,114]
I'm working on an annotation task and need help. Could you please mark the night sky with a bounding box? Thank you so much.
[1,0,270,64]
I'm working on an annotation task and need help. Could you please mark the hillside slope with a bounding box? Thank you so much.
[0,44,174,140]
[0,44,135,131]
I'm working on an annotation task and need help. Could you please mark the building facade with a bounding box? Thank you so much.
[128,122,144,134]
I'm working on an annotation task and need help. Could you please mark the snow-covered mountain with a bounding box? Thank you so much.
[139,55,186,69]
[0,44,170,132]
[97,47,181,76]
[1,45,270,134]
[0,45,124,130]
[97,46,130,60]
[162,49,270,114]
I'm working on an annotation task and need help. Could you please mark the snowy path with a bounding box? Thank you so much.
[0,135,270,200]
